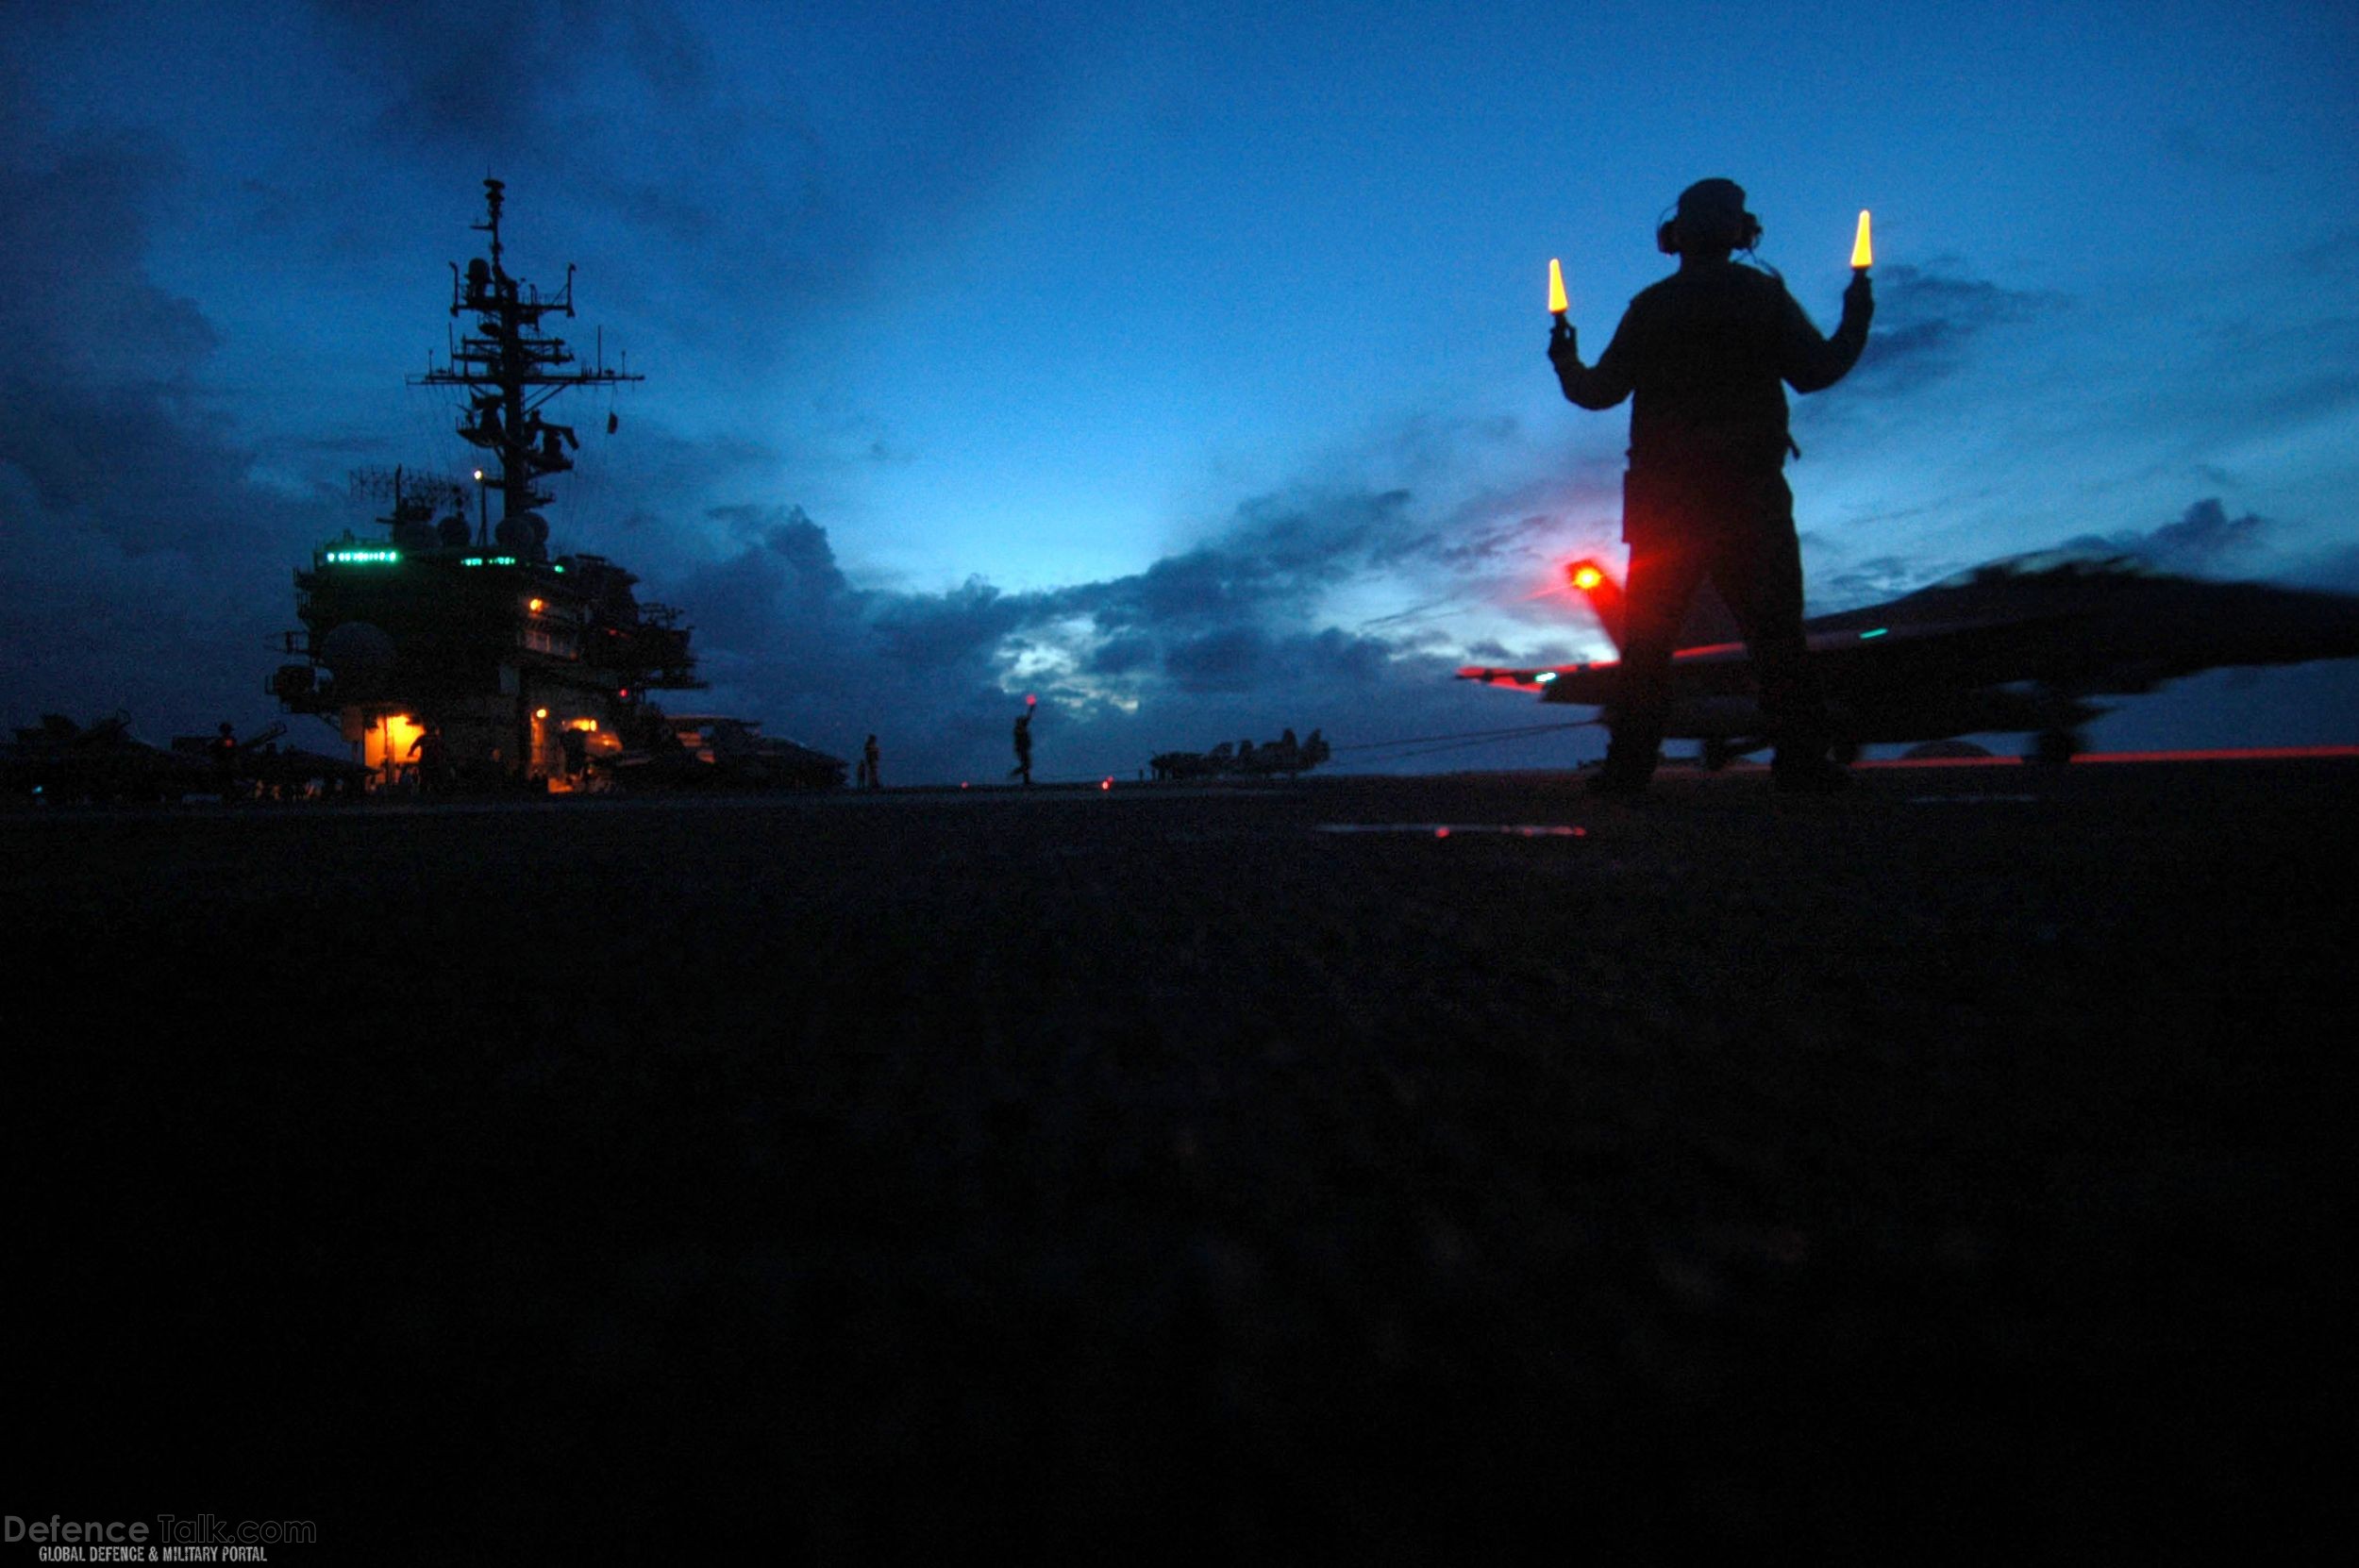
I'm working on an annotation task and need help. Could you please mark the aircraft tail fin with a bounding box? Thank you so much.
[1567,559,1626,651]
[1564,555,1746,652]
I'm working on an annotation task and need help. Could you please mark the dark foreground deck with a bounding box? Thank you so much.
[8,758,2348,1552]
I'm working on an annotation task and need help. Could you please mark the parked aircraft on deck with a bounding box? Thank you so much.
[1458,550,2359,766]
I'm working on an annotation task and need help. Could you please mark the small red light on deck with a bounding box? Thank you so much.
[1434,826,1450,839]
[1100,777,1113,791]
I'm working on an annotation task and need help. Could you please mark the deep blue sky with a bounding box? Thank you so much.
[5,0,2355,780]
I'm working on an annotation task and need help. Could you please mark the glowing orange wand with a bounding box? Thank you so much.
[1850,209,1873,273]
[1548,257,1569,324]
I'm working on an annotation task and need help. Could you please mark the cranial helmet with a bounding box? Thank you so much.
[1659,178,1763,255]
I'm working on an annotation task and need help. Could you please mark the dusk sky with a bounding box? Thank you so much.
[5,0,2355,782]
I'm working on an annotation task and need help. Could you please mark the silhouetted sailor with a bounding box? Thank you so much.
[559,726,589,783]
[862,733,881,790]
[408,722,450,794]
[1549,177,1871,796]
[209,722,239,802]
[1011,704,1035,786]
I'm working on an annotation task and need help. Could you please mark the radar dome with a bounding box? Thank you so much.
[438,513,470,547]
[317,621,396,690]
[494,512,549,557]
[393,518,439,552]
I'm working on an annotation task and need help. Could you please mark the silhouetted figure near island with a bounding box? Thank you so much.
[408,723,450,795]
[209,722,240,803]
[1549,177,1872,797]
[1010,705,1035,786]
[861,733,881,790]
[559,725,589,784]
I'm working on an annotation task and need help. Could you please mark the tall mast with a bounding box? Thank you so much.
[412,177,641,553]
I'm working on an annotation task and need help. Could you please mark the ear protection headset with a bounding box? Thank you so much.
[1657,178,1762,255]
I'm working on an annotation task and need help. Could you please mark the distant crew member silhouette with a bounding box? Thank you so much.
[408,722,450,795]
[559,725,589,785]
[862,733,881,790]
[209,722,239,802]
[1011,704,1035,786]
[1549,177,1872,796]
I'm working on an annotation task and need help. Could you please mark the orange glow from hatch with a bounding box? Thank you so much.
[1850,210,1873,270]
[364,712,426,781]
[527,597,544,613]
[1548,258,1568,315]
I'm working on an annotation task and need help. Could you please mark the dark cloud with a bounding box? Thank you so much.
[1813,553,1958,609]
[307,0,788,172]
[1087,634,1157,676]
[1163,626,1267,692]
[2062,497,2268,575]
[1842,263,2059,398]
[618,470,1578,781]
[304,0,1076,347]
[0,92,340,733]
[870,576,1034,674]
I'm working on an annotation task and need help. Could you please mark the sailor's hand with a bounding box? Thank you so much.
[1843,269,1874,321]
[1547,318,1580,370]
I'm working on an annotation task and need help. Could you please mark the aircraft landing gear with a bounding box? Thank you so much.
[1700,737,1737,772]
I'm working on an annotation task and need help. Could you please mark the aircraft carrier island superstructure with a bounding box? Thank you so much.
[271,178,706,790]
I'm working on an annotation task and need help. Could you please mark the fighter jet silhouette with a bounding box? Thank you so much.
[1458,549,2359,766]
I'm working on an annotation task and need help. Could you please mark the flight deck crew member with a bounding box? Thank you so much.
[1011,706,1034,786]
[209,722,239,802]
[862,733,881,790]
[559,726,589,784]
[1548,177,1872,796]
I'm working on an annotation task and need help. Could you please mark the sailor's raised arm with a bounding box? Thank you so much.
[1549,314,1635,409]
[1781,272,1873,393]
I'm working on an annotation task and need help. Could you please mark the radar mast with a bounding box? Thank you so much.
[413,177,641,553]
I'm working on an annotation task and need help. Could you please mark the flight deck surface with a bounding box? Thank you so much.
[10,755,2346,1551]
